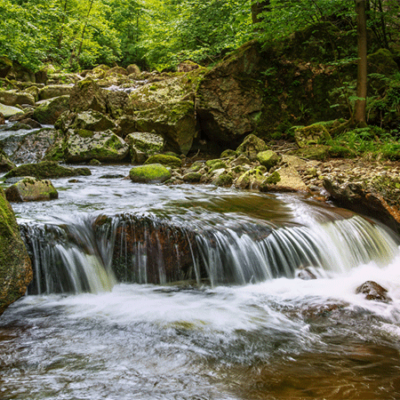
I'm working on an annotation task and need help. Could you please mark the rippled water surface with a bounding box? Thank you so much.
[1,165,400,399]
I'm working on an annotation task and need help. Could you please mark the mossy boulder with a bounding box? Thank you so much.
[104,66,129,77]
[236,134,268,161]
[70,111,115,132]
[294,124,331,148]
[69,78,107,114]
[129,163,171,183]
[0,187,32,315]
[145,154,182,168]
[0,90,35,106]
[261,167,308,192]
[0,149,16,172]
[214,172,233,187]
[206,159,227,171]
[220,149,237,158]
[0,103,23,119]
[126,64,141,75]
[33,95,70,124]
[126,132,165,164]
[293,145,331,161]
[39,85,73,101]
[4,161,91,179]
[65,129,129,163]
[368,49,399,76]
[257,150,281,169]
[105,90,129,119]
[236,168,265,189]
[5,177,58,202]
[183,171,202,183]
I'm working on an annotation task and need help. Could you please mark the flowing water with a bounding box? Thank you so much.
[1,165,400,399]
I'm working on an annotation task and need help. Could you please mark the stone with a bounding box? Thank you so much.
[25,86,40,102]
[4,161,91,180]
[294,124,331,148]
[69,79,107,114]
[89,159,101,166]
[183,172,202,183]
[65,129,129,163]
[231,154,252,167]
[129,164,171,183]
[145,154,182,168]
[0,56,13,78]
[296,266,317,280]
[294,145,331,161]
[105,90,129,119]
[236,168,265,189]
[126,132,165,164]
[0,90,35,106]
[261,167,308,192]
[0,150,16,172]
[206,159,227,171]
[0,187,32,315]
[19,118,42,129]
[70,111,115,132]
[104,66,129,77]
[126,64,141,75]
[356,281,392,303]
[0,103,23,119]
[236,134,268,161]
[39,85,73,100]
[177,60,200,73]
[5,177,58,202]
[214,172,233,187]
[32,95,70,124]
[220,149,237,158]
[257,150,281,169]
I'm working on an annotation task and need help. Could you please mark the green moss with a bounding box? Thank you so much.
[145,154,182,168]
[215,173,233,187]
[220,149,237,158]
[129,163,171,183]
[206,159,227,171]
[78,129,94,138]
[293,145,331,161]
[257,150,281,168]
[183,172,202,183]
[265,171,281,184]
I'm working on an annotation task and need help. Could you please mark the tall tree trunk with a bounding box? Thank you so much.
[58,0,69,48]
[251,0,270,24]
[354,0,368,126]
[77,0,95,58]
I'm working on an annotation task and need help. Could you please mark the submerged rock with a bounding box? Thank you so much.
[5,177,58,202]
[0,187,32,315]
[4,161,91,179]
[356,281,392,303]
[129,164,171,183]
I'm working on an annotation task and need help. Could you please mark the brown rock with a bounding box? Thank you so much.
[356,281,392,303]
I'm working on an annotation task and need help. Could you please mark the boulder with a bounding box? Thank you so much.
[4,161,91,179]
[126,64,141,75]
[356,281,392,303]
[35,70,48,85]
[295,124,331,148]
[85,65,110,80]
[104,66,129,77]
[0,150,16,172]
[183,172,202,183]
[0,187,32,315]
[261,167,308,192]
[115,115,137,138]
[257,150,281,169]
[236,168,265,189]
[25,86,40,102]
[0,56,13,78]
[145,154,182,168]
[70,111,115,132]
[0,103,23,119]
[129,164,171,183]
[206,159,228,172]
[236,134,268,161]
[5,177,58,202]
[105,90,129,119]
[126,132,165,164]
[0,90,35,106]
[177,60,200,73]
[65,129,129,162]
[69,79,107,114]
[33,95,70,124]
[39,85,73,100]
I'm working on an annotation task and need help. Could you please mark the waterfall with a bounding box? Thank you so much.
[20,212,400,295]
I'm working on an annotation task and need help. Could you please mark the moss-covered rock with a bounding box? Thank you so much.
[189,161,204,172]
[4,161,91,179]
[126,132,165,164]
[69,78,107,114]
[105,90,129,119]
[293,145,331,161]
[0,90,35,106]
[5,177,58,202]
[0,187,32,315]
[0,56,13,78]
[214,172,233,186]
[261,167,308,192]
[129,163,171,183]
[39,85,73,101]
[183,172,202,183]
[235,168,265,189]
[257,150,281,168]
[33,95,70,124]
[65,129,129,163]
[236,134,268,161]
[0,149,16,172]
[295,124,331,148]
[145,154,182,168]
[206,159,228,172]
[127,64,141,75]
[220,149,237,158]
[70,111,115,132]
[0,103,23,119]
[264,171,281,184]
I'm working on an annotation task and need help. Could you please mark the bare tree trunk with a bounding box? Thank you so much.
[251,0,270,24]
[354,0,368,126]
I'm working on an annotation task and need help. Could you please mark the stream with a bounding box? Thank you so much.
[1,165,400,399]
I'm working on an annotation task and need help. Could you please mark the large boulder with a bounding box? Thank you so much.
[0,103,23,119]
[39,85,74,100]
[126,132,165,164]
[65,129,129,162]
[0,187,32,315]
[69,79,107,114]
[4,161,91,179]
[129,164,171,184]
[356,281,392,303]
[0,149,16,172]
[236,134,268,161]
[294,124,331,148]
[126,70,205,155]
[0,90,35,106]
[105,90,129,119]
[70,111,115,132]
[33,96,70,124]
[145,154,182,168]
[5,177,58,202]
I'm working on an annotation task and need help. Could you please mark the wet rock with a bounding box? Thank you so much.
[236,168,265,190]
[65,129,129,163]
[257,150,281,169]
[356,281,392,303]
[0,90,35,107]
[126,132,165,164]
[236,134,268,161]
[69,79,107,114]
[183,172,202,183]
[19,118,42,129]
[0,149,16,172]
[145,154,182,168]
[99,174,124,179]
[33,95,70,124]
[4,161,91,180]
[89,159,101,165]
[206,159,227,172]
[5,177,58,202]
[70,111,115,132]
[0,103,23,119]
[0,187,32,315]
[296,266,317,280]
[39,85,73,101]
[294,124,331,148]
[129,164,171,184]
[214,172,233,187]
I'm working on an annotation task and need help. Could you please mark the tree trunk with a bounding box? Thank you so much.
[354,0,368,126]
[251,0,270,24]
[77,0,95,58]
